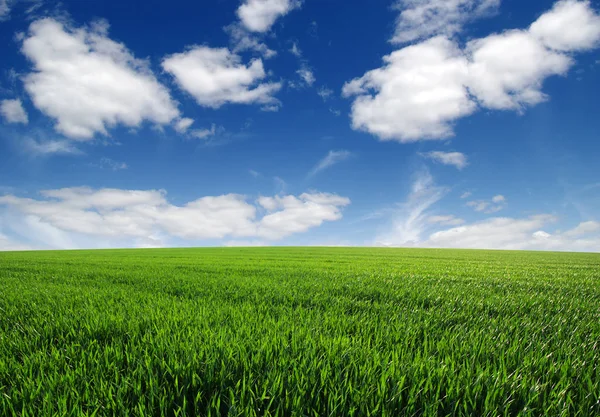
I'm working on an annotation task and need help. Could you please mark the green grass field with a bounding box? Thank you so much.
[1,248,599,416]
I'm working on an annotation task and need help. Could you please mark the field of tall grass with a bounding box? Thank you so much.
[1,247,599,416]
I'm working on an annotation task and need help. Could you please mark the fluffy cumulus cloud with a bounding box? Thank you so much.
[342,37,474,142]
[0,187,349,249]
[257,193,350,239]
[162,46,281,109]
[344,0,600,142]
[237,0,300,33]
[529,0,600,51]
[392,0,500,44]
[0,99,28,124]
[422,151,467,169]
[465,30,572,110]
[21,18,180,139]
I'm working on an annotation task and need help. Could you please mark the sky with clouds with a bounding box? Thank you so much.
[0,0,599,251]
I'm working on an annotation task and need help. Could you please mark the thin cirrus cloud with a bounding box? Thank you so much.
[308,150,352,178]
[375,169,448,246]
[20,18,181,140]
[237,0,301,33]
[343,0,600,143]
[0,99,28,124]
[22,137,82,156]
[421,151,468,169]
[0,187,350,249]
[162,46,282,110]
[427,215,465,226]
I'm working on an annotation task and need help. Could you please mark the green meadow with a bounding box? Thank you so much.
[1,247,599,416]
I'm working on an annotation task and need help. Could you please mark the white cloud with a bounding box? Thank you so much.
[392,0,500,44]
[317,86,333,101]
[94,157,128,171]
[465,30,572,110]
[427,214,465,226]
[296,66,315,86]
[343,37,474,142]
[257,193,350,240]
[1,99,28,124]
[21,18,180,139]
[224,23,277,59]
[224,239,267,247]
[530,0,600,51]
[308,150,352,177]
[174,117,194,133]
[162,46,281,109]
[344,0,600,142]
[422,151,468,169]
[0,0,43,21]
[424,215,600,251]
[467,200,489,212]
[563,220,600,236]
[0,232,32,251]
[237,0,300,33]
[467,194,506,213]
[0,187,350,248]
[460,191,472,199]
[372,171,600,252]
[189,124,217,139]
[23,137,82,155]
[0,0,12,20]
[261,104,280,112]
[375,169,447,246]
[289,42,302,57]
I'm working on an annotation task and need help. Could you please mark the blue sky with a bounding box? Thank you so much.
[0,0,599,251]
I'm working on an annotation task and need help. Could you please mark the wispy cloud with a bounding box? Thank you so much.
[23,137,82,155]
[427,214,464,226]
[92,157,128,171]
[317,86,333,101]
[421,151,468,169]
[375,168,447,246]
[1,99,28,124]
[308,150,352,177]
[467,194,507,213]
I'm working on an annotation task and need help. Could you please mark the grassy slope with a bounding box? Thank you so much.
[1,248,599,416]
